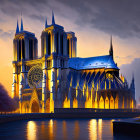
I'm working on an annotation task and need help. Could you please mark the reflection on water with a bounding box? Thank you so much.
[0,118,137,140]
[89,119,97,140]
[98,119,102,140]
[74,121,79,140]
[27,121,37,140]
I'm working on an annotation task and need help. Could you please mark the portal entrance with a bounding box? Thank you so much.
[31,101,39,113]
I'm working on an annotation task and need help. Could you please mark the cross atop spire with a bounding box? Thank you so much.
[20,13,24,32]
[109,35,113,58]
[52,11,55,25]
[45,17,48,28]
[16,20,19,34]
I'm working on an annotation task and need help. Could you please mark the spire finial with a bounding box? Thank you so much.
[52,11,55,25]
[109,35,113,58]
[45,17,48,28]
[20,12,23,31]
[16,20,19,34]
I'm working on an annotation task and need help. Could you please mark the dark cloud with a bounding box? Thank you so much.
[120,58,140,104]
[0,0,140,38]
[29,14,45,22]
[58,0,140,38]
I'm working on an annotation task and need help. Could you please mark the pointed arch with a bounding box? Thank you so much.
[110,95,114,109]
[31,100,39,113]
[22,102,29,113]
[115,95,119,109]
[63,97,70,108]
[105,96,109,109]
[73,98,78,108]
[29,88,40,113]
[99,96,104,109]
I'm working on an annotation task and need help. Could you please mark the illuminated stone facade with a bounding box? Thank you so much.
[12,14,136,113]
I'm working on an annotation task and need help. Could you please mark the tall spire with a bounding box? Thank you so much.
[130,73,135,89]
[130,73,135,99]
[20,13,23,32]
[45,17,48,28]
[109,35,113,58]
[16,20,19,34]
[52,11,55,25]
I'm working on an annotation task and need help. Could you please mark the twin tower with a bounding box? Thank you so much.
[12,13,77,113]
[13,12,77,63]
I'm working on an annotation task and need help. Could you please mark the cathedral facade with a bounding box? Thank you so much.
[12,13,136,113]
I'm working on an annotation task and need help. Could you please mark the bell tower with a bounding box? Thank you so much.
[12,17,38,112]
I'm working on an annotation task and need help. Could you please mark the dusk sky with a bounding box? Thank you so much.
[0,0,140,103]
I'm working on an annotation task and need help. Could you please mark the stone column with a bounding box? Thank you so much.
[42,61,47,113]
[19,63,25,113]
[12,64,16,98]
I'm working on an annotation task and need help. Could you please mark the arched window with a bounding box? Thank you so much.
[105,96,109,109]
[67,39,69,56]
[99,96,104,109]
[60,34,63,55]
[19,40,21,61]
[48,33,51,55]
[29,39,33,60]
[110,95,114,109]
[22,39,25,59]
[56,32,59,55]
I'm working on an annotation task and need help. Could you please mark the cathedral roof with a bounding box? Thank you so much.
[68,55,119,70]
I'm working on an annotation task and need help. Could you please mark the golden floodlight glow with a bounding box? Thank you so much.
[63,97,70,108]
[89,119,97,140]
[27,121,37,140]
[98,119,102,140]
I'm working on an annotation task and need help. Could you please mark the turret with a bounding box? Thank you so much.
[16,20,19,34]
[66,32,77,58]
[52,11,55,25]
[13,17,38,62]
[20,17,24,32]
[45,17,48,29]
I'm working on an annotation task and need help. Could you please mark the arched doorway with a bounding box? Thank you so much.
[31,101,39,113]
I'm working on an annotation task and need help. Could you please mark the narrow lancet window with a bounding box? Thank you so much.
[48,33,51,55]
[29,39,33,60]
[22,39,25,59]
[19,40,21,61]
[56,32,59,55]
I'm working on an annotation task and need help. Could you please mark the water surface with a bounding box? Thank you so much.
[0,119,138,140]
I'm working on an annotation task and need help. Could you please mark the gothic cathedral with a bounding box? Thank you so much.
[12,13,136,113]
